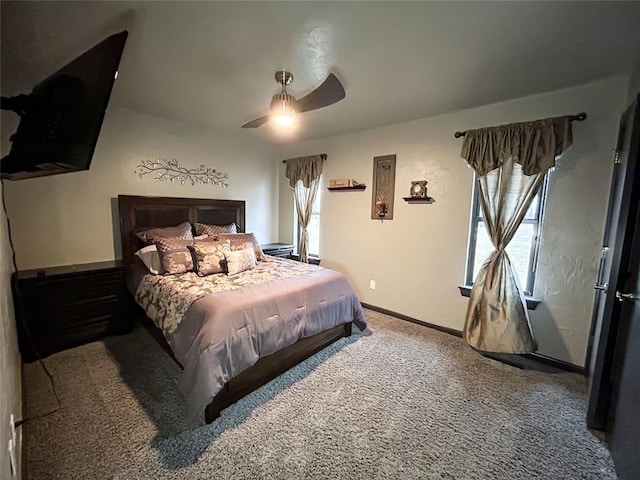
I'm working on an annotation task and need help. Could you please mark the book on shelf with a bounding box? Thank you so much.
[329,179,364,188]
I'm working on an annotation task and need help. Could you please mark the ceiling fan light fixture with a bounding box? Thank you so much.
[273,112,294,126]
[270,91,296,126]
[241,71,345,129]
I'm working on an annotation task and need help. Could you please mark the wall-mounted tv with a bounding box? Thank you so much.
[1,30,128,180]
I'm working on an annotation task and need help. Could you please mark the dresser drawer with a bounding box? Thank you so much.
[34,314,131,358]
[262,244,294,258]
[53,297,123,328]
[13,261,134,362]
[54,311,132,351]
[267,250,293,258]
[27,296,131,349]
[24,272,125,305]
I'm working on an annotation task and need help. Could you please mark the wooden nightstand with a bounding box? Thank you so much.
[261,243,295,259]
[13,260,135,362]
[261,243,321,265]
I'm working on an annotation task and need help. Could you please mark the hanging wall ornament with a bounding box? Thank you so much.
[135,158,229,187]
[371,154,396,220]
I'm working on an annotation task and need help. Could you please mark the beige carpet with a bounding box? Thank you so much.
[23,309,616,479]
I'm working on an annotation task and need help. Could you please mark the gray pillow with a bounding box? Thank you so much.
[155,238,195,275]
[135,221,193,244]
[191,239,231,276]
[193,222,237,237]
[218,233,266,261]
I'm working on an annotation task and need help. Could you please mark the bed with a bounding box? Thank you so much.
[118,194,367,423]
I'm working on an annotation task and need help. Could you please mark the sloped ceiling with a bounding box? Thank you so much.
[2,1,640,144]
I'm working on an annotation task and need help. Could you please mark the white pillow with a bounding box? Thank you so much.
[135,245,164,275]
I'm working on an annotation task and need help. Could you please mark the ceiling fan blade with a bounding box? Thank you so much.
[294,73,345,113]
[241,115,270,128]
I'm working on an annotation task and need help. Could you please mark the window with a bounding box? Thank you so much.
[294,187,321,257]
[465,176,548,296]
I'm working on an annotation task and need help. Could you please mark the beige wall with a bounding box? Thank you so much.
[2,106,278,270]
[277,77,628,367]
[0,180,22,480]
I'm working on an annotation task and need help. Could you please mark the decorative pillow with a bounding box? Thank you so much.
[191,239,231,276]
[224,247,257,275]
[193,222,237,237]
[135,221,193,244]
[229,241,254,252]
[154,238,195,275]
[218,233,266,261]
[134,245,163,275]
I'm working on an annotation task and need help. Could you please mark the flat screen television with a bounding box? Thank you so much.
[1,30,128,180]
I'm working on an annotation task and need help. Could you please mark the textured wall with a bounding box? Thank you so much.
[2,106,279,270]
[0,180,22,480]
[277,77,627,367]
[628,60,640,103]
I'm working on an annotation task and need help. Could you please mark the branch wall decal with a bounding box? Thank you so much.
[135,158,229,187]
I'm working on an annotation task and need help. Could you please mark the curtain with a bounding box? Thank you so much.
[284,155,324,263]
[461,116,573,353]
[294,178,320,263]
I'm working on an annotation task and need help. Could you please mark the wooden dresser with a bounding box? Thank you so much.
[261,243,321,265]
[261,243,295,258]
[13,260,134,362]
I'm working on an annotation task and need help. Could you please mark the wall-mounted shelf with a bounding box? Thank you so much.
[403,196,434,203]
[327,185,367,192]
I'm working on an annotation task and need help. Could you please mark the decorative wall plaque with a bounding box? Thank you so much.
[371,154,396,220]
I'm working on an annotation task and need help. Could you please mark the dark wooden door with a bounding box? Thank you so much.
[586,94,640,480]
[586,128,626,378]
[587,98,639,428]
[609,181,640,479]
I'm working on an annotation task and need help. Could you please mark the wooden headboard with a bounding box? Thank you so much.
[118,195,246,266]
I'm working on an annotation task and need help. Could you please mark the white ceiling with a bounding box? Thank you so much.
[2,1,640,144]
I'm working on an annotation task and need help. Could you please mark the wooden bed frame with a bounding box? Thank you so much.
[117,194,352,423]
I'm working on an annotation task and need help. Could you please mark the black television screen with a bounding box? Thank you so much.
[1,30,128,180]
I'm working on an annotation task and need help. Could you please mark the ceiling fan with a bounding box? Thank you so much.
[241,70,345,128]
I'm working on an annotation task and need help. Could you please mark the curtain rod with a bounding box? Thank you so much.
[282,154,327,164]
[453,112,587,138]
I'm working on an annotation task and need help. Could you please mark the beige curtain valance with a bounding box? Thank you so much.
[461,116,573,176]
[284,154,325,188]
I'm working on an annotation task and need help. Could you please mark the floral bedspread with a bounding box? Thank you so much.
[135,256,322,335]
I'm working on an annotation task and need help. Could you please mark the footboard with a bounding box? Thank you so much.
[204,322,353,423]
